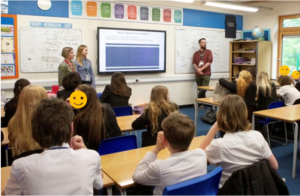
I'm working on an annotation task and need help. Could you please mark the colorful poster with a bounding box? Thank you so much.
[1,54,14,64]
[70,0,83,16]
[101,2,111,18]
[1,65,15,76]
[174,10,182,23]
[127,5,137,20]
[1,25,13,37]
[114,4,124,19]
[163,9,171,22]
[1,37,14,53]
[86,1,98,17]
[140,7,149,21]
[152,8,160,22]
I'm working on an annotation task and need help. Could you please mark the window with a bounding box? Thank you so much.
[283,18,300,28]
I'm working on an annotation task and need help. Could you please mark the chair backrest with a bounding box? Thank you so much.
[113,106,133,117]
[98,135,137,156]
[97,93,102,99]
[267,101,285,109]
[293,98,300,105]
[163,166,222,195]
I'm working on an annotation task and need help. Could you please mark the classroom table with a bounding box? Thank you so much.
[252,105,300,178]
[1,166,115,196]
[116,115,140,132]
[1,108,4,118]
[101,136,205,195]
[197,86,215,92]
[194,98,221,135]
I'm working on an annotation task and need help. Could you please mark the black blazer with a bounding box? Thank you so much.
[256,82,278,111]
[2,99,17,127]
[132,103,178,147]
[57,89,74,101]
[99,85,131,108]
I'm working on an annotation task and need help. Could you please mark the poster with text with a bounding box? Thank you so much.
[69,0,85,18]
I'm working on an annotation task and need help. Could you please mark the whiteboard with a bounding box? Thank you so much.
[20,27,82,72]
[175,27,242,74]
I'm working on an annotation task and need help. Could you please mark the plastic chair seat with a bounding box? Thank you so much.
[113,106,133,117]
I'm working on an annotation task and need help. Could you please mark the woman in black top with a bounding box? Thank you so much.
[132,86,179,147]
[256,72,277,111]
[100,72,131,108]
[57,72,82,101]
[2,78,30,127]
[73,84,121,151]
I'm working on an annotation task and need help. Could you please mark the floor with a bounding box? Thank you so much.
[133,106,300,195]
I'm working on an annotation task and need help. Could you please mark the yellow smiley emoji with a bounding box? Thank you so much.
[70,91,87,109]
[279,65,290,76]
[292,70,300,80]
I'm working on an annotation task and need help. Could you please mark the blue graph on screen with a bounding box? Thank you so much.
[105,43,160,70]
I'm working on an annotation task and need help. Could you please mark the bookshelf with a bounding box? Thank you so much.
[229,40,272,81]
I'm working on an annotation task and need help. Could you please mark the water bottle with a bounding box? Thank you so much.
[1,91,6,103]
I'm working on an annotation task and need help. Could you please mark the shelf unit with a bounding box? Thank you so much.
[229,40,272,81]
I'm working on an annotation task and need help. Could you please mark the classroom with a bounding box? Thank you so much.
[1,0,300,195]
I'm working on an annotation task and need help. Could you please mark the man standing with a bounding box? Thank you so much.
[193,38,213,110]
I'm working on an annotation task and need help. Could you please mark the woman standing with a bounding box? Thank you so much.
[58,47,76,86]
[74,45,96,88]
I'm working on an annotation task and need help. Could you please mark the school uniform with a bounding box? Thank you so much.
[57,89,74,101]
[205,130,272,187]
[2,99,17,127]
[4,143,103,195]
[256,82,278,111]
[133,148,207,195]
[278,85,300,105]
[99,85,132,108]
[74,58,96,88]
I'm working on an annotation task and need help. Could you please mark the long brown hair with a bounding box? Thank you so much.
[110,72,131,97]
[5,78,30,110]
[237,70,252,98]
[8,85,48,157]
[76,45,87,66]
[73,84,106,149]
[146,86,178,134]
[256,72,272,98]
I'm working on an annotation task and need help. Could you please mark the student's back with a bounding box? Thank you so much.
[277,75,300,105]
[256,72,277,110]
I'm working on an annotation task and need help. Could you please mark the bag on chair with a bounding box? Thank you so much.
[213,83,228,103]
[201,108,217,124]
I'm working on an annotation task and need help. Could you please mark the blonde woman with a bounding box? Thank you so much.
[74,45,95,88]
[132,86,179,147]
[8,85,48,158]
[58,47,76,86]
[256,72,277,111]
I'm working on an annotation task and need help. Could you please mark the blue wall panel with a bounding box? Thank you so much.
[8,0,68,18]
[183,8,243,30]
[243,29,271,41]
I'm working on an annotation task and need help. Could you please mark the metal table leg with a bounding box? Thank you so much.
[292,122,298,178]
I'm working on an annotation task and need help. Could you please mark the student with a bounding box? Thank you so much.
[132,86,179,147]
[74,45,96,88]
[57,72,82,101]
[58,47,76,86]
[133,112,207,195]
[256,72,277,111]
[8,85,48,157]
[4,98,103,195]
[296,82,300,92]
[247,67,256,82]
[99,72,132,108]
[73,84,121,151]
[277,75,300,105]
[219,70,256,122]
[200,95,278,188]
[2,78,30,127]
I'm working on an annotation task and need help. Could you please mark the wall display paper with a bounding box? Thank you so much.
[69,0,84,18]
[1,54,14,64]
[86,1,98,18]
[1,37,14,52]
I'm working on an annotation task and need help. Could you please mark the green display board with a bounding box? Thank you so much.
[174,10,182,23]
[101,3,111,18]
[152,8,160,22]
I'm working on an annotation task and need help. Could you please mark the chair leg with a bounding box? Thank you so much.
[266,124,271,146]
[269,122,288,145]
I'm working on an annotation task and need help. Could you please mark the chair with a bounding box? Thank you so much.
[97,93,102,99]
[113,106,133,117]
[162,166,222,195]
[293,98,300,105]
[258,101,287,146]
[98,135,137,156]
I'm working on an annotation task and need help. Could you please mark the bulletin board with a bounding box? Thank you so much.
[1,14,19,79]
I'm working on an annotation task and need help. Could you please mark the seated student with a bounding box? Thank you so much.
[200,95,278,188]
[8,85,48,158]
[57,72,82,101]
[132,86,179,147]
[133,112,207,195]
[99,72,132,108]
[2,78,30,127]
[277,75,300,106]
[256,72,277,111]
[4,98,103,195]
[247,67,256,82]
[73,84,122,151]
[219,70,257,122]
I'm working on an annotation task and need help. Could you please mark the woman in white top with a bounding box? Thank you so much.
[277,75,300,105]
[200,94,278,187]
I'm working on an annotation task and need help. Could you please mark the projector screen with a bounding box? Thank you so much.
[97,28,166,74]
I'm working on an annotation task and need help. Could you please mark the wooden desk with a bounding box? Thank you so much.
[117,115,140,132]
[252,105,300,178]
[101,136,205,194]
[1,127,8,146]
[197,86,215,91]
[1,108,4,118]
[1,166,115,195]
[194,98,221,135]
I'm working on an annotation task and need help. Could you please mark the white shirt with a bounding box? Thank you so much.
[4,143,103,195]
[133,148,207,195]
[278,85,300,105]
[205,130,272,187]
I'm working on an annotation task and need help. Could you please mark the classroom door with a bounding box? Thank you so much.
[280,35,300,73]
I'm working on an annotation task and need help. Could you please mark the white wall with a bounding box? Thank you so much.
[1,1,245,105]
[243,1,300,79]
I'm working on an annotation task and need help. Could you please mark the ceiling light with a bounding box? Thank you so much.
[202,1,258,12]
[171,0,195,3]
